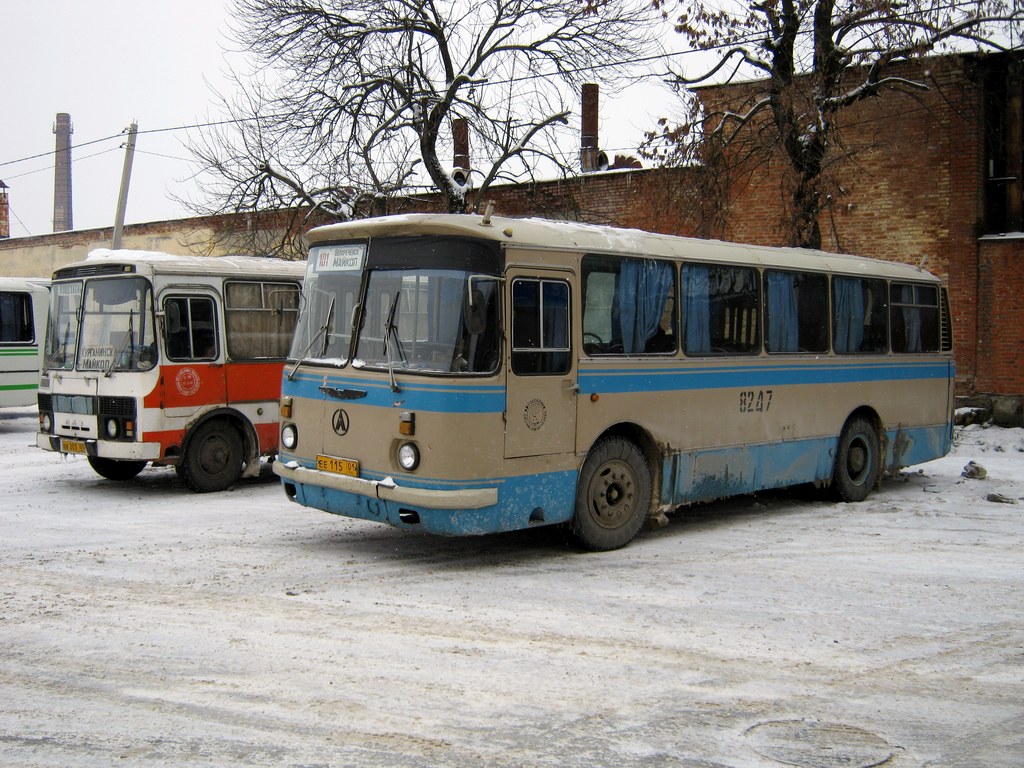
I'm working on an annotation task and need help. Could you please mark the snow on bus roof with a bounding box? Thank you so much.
[307,213,941,282]
[66,249,305,277]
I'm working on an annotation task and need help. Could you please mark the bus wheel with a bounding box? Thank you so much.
[178,419,243,493]
[87,456,147,481]
[571,436,652,551]
[834,416,880,502]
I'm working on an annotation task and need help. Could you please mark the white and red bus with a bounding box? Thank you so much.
[36,250,303,491]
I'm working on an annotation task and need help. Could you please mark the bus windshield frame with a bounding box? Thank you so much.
[45,276,157,373]
[291,236,502,376]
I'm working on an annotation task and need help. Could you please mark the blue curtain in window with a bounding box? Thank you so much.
[833,276,865,354]
[618,259,673,353]
[901,285,922,352]
[766,272,798,353]
[682,264,710,354]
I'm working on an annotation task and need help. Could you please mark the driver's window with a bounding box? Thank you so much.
[511,278,570,375]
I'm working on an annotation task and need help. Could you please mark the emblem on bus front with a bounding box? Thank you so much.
[332,409,350,436]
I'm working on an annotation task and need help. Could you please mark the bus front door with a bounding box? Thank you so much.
[504,269,577,459]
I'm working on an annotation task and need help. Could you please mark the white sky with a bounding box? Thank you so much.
[0,1,681,240]
[1,0,238,238]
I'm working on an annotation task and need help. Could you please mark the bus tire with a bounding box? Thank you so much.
[570,436,652,551]
[834,416,880,502]
[178,419,244,493]
[87,456,147,482]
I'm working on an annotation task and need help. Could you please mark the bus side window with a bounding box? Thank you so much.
[225,280,301,360]
[682,264,759,355]
[581,254,676,355]
[511,278,570,375]
[833,276,889,354]
[164,296,218,361]
[764,270,828,354]
[0,292,33,343]
[891,283,940,353]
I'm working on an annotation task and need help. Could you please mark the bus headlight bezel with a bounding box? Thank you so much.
[281,424,298,450]
[105,418,120,439]
[397,442,420,471]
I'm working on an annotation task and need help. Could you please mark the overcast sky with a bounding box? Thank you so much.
[1,1,678,241]
[1,0,238,238]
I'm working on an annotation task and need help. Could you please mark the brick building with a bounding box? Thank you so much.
[1,51,1020,413]
[688,52,1023,414]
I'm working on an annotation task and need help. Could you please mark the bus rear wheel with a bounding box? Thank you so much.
[87,456,147,482]
[177,419,243,493]
[834,416,880,502]
[570,436,652,551]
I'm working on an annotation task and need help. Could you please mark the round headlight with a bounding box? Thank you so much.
[281,424,297,450]
[105,418,120,439]
[41,413,52,432]
[397,442,420,471]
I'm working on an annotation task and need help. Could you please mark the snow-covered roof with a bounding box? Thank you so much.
[56,250,305,280]
[308,213,942,282]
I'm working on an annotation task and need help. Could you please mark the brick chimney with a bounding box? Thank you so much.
[0,180,9,239]
[53,112,73,232]
[580,83,607,173]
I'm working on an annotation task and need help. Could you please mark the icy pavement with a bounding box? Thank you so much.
[1,406,1021,767]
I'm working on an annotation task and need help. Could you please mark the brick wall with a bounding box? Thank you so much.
[694,54,1023,399]
[976,236,1024,396]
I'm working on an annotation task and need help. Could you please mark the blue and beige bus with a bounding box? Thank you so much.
[274,213,954,550]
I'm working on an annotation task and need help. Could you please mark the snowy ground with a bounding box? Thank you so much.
[0,405,1021,768]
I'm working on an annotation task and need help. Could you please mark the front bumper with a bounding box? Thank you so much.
[273,461,498,510]
[37,434,162,461]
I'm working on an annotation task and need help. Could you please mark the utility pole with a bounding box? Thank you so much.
[112,121,138,249]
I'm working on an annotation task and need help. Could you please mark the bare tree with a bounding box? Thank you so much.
[643,0,1023,248]
[185,0,663,244]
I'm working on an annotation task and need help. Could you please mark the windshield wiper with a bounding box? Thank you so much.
[46,321,73,369]
[383,293,405,393]
[287,296,335,381]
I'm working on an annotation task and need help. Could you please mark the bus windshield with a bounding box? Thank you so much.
[45,277,156,373]
[354,269,500,374]
[292,239,501,375]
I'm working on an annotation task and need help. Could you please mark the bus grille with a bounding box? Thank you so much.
[98,396,136,418]
[54,263,137,279]
[38,393,52,413]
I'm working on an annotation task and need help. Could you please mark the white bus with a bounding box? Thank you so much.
[274,214,954,549]
[37,250,303,491]
[0,277,49,408]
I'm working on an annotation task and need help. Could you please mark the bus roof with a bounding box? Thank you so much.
[0,276,50,291]
[307,213,942,283]
[53,250,305,281]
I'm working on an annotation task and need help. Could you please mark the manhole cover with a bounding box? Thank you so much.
[745,720,897,767]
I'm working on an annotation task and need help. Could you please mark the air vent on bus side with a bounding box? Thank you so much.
[939,288,953,352]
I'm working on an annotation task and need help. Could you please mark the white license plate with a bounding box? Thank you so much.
[60,439,87,455]
[315,454,359,477]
